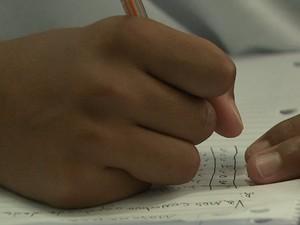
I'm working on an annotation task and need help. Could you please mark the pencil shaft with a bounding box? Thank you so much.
[120,0,148,17]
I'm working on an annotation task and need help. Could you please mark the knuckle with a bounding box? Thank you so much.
[110,16,150,51]
[170,145,200,184]
[223,56,236,84]
[44,167,97,209]
[118,16,144,35]
[83,78,134,114]
[201,101,217,136]
[85,16,148,55]
[46,175,84,208]
[215,55,236,94]
[74,127,107,157]
[189,101,216,144]
[209,52,236,95]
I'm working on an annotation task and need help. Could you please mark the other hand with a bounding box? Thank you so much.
[246,114,300,184]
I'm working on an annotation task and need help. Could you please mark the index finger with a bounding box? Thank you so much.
[113,17,236,98]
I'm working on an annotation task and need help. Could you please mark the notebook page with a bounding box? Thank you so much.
[1,52,300,225]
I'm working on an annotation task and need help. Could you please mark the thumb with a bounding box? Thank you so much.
[209,89,243,137]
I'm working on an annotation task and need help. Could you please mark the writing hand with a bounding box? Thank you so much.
[246,114,300,184]
[0,16,242,208]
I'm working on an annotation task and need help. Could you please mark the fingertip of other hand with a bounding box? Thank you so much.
[246,151,283,184]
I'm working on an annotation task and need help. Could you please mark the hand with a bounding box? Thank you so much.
[0,16,242,208]
[246,114,300,184]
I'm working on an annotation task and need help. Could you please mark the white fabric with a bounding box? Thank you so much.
[0,0,123,40]
[149,0,300,54]
[0,0,300,55]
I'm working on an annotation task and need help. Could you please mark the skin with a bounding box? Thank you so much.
[0,16,243,208]
[246,114,300,184]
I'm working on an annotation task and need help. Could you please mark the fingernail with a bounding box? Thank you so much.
[234,108,243,128]
[255,152,282,178]
[232,101,243,129]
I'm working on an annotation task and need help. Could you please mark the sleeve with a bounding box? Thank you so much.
[149,0,300,55]
[0,0,123,40]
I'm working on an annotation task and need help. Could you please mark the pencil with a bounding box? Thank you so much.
[120,0,148,18]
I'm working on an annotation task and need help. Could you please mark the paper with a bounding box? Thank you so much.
[1,52,300,225]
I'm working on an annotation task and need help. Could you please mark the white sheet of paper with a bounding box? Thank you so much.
[1,52,300,225]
